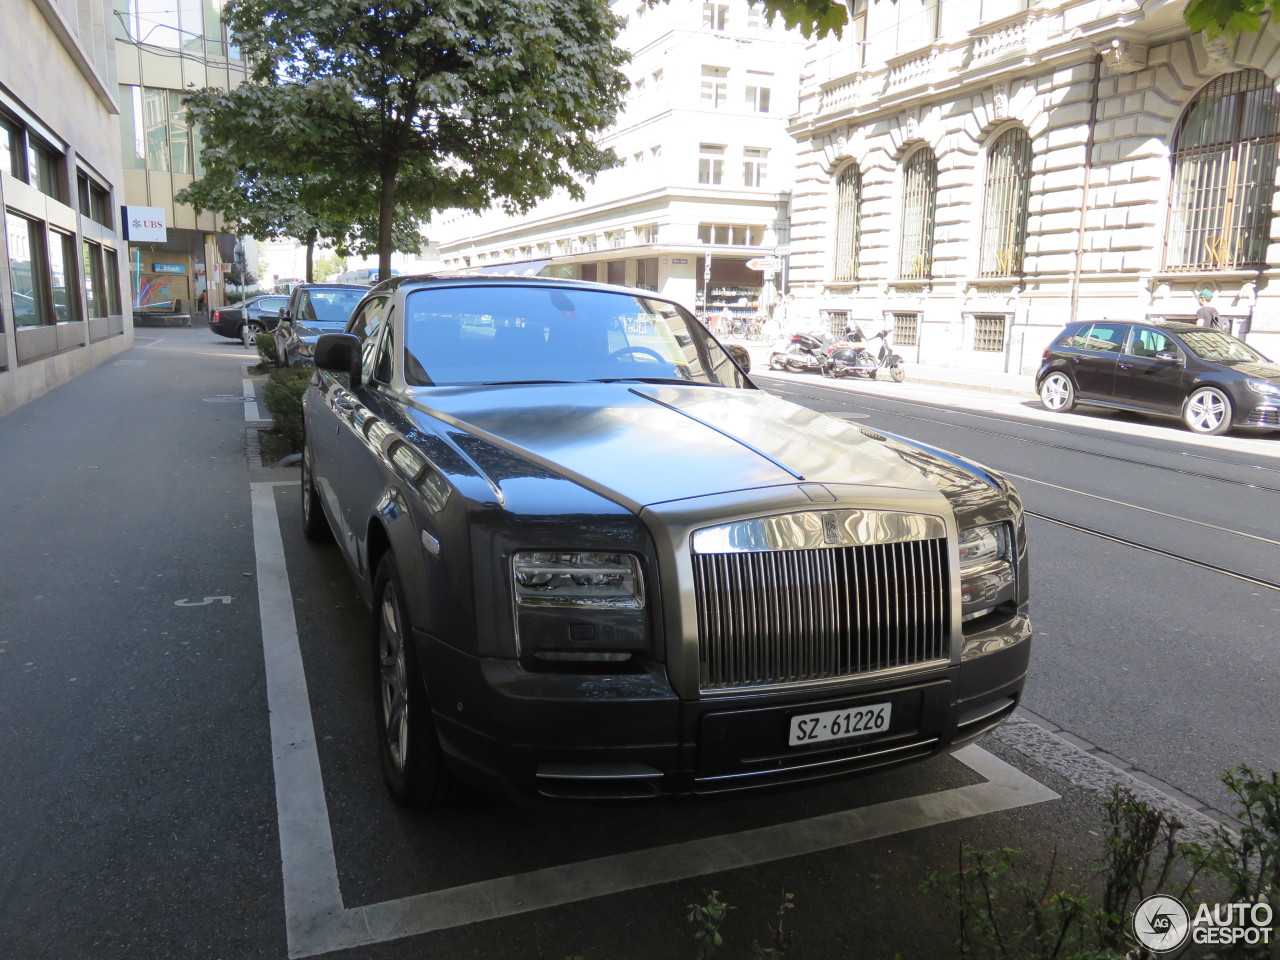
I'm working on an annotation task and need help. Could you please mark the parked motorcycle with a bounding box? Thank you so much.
[767,331,836,374]
[824,326,906,382]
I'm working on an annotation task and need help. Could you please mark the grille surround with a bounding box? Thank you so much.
[692,516,951,692]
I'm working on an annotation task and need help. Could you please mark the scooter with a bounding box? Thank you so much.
[824,326,906,382]
[767,331,836,374]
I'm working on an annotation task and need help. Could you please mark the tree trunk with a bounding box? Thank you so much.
[305,228,317,282]
[377,162,398,282]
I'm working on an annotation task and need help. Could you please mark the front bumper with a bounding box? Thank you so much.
[421,626,1029,802]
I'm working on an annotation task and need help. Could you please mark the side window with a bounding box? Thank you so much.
[1080,323,1127,353]
[1125,327,1174,358]
[353,298,391,382]
[297,291,315,321]
[372,315,395,384]
[1056,326,1090,349]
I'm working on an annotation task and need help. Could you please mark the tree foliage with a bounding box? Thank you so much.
[191,0,629,280]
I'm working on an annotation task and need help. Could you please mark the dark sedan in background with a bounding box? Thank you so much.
[1037,319,1280,435]
[208,294,289,343]
[273,282,367,368]
[301,275,1031,808]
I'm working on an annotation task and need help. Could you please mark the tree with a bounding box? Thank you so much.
[312,252,347,282]
[174,95,423,283]
[202,0,629,280]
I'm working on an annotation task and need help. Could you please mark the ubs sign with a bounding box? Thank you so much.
[124,206,167,242]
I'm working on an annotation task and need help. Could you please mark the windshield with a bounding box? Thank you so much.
[402,285,748,387]
[299,288,365,324]
[1178,330,1270,364]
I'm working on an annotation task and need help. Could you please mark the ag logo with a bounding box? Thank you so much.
[1133,895,1191,952]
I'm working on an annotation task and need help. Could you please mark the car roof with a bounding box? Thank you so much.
[1066,318,1202,333]
[365,272,663,300]
[295,282,368,290]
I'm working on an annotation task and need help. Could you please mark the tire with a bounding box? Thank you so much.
[1183,386,1233,436]
[768,353,786,371]
[242,320,265,348]
[372,555,456,807]
[1039,371,1076,413]
[889,362,906,383]
[300,438,332,543]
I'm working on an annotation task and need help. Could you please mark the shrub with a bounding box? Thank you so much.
[254,332,277,366]
[262,368,311,453]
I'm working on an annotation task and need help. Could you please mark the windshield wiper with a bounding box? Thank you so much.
[587,377,712,386]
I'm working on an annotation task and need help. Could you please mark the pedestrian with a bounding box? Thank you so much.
[1195,289,1228,332]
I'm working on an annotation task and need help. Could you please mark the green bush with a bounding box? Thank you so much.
[262,368,311,453]
[254,332,277,366]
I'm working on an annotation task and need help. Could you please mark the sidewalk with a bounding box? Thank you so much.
[732,337,1038,397]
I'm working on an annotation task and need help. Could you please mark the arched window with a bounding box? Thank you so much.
[1166,69,1280,271]
[980,128,1032,277]
[832,164,861,281]
[899,148,937,279]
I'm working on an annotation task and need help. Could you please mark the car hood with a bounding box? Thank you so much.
[405,383,948,510]
[1222,360,1280,383]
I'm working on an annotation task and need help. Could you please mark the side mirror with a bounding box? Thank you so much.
[278,308,288,320]
[1155,350,1180,363]
[314,332,362,388]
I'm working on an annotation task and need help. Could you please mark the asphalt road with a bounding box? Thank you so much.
[754,369,1280,816]
[0,328,1269,959]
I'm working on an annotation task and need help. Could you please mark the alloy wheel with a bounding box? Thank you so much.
[378,581,410,772]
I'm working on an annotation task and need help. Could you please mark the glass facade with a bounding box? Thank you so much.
[7,212,49,327]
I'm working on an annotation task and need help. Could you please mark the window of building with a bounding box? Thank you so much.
[1165,68,1280,272]
[745,72,772,113]
[743,147,769,187]
[581,234,598,251]
[697,223,764,245]
[119,84,196,174]
[833,164,861,282]
[892,312,919,347]
[747,2,772,29]
[980,128,1032,277]
[899,148,938,280]
[973,314,1006,352]
[634,224,659,243]
[120,0,238,59]
[650,145,662,161]
[848,0,867,69]
[698,143,725,185]
[703,3,729,30]
[103,247,122,314]
[632,151,644,166]
[608,230,626,248]
[701,66,728,108]
[7,211,51,327]
[25,138,64,201]
[636,257,658,290]
[652,68,663,86]
[1,113,20,178]
[168,90,193,175]
[48,230,79,323]
[607,261,625,285]
[77,172,113,229]
[633,76,646,97]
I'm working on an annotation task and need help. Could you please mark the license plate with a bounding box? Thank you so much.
[788,703,892,746]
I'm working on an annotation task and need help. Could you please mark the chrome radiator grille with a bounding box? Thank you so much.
[693,539,951,690]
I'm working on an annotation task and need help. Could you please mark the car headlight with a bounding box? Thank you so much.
[958,523,1015,622]
[512,551,644,609]
[1245,379,1280,398]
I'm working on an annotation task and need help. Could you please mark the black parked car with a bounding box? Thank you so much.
[274,282,368,367]
[208,294,290,342]
[1036,319,1280,436]
[303,275,1031,807]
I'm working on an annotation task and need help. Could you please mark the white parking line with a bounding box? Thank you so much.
[251,481,1060,959]
[243,377,263,422]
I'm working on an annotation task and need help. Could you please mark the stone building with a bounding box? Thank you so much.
[2,0,130,416]
[787,0,1280,373]
[435,0,807,323]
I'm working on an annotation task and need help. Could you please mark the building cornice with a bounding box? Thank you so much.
[33,0,118,115]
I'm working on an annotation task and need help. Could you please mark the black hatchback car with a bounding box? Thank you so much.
[1036,320,1280,435]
